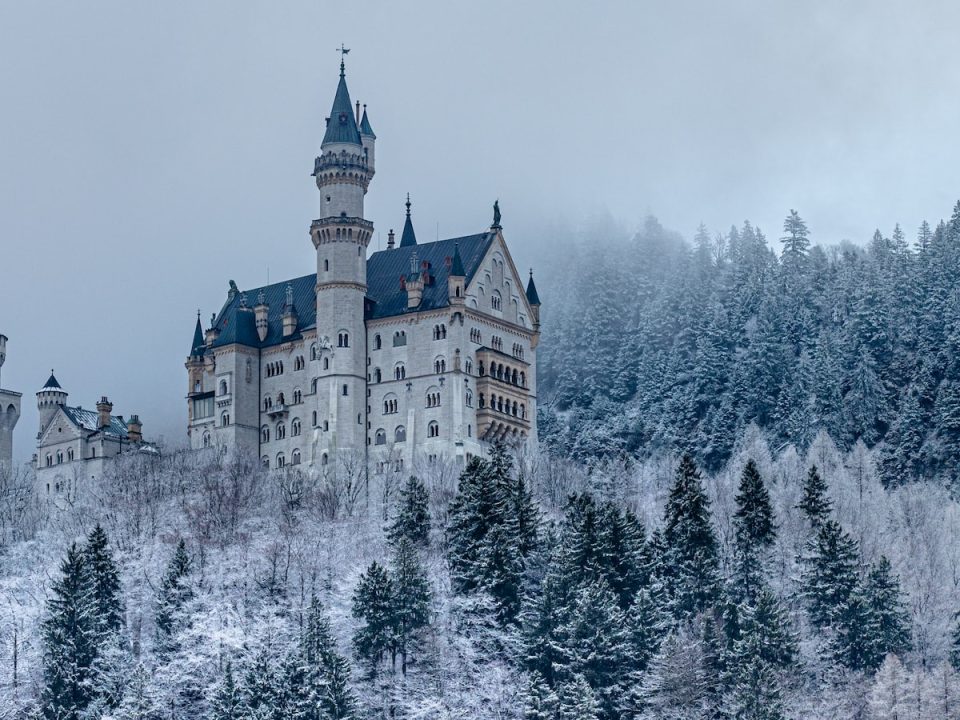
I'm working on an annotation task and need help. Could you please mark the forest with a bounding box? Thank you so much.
[4,203,960,718]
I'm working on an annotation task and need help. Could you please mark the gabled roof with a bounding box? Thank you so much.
[61,405,129,438]
[205,231,495,350]
[321,62,362,147]
[359,107,375,138]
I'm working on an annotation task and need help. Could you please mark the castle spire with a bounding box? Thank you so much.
[322,59,361,147]
[190,313,205,357]
[399,193,417,247]
[526,269,541,306]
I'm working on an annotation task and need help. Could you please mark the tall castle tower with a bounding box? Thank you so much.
[310,60,376,454]
[0,335,22,469]
[37,370,67,435]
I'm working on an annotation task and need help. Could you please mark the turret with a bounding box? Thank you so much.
[448,243,465,304]
[254,290,269,343]
[0,335,21,469]
[526,269,541,331]
[96,396,113,430]
[360,103,376,173]
[186,314,207,395]
[37,370,67,434]
[399,194,417,247]
[0,334,6,388]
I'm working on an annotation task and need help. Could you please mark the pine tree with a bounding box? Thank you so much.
[386,475,431,548]
[243,648,280,720]
[40,543,96,720]
[300,595,356,719]
[832,589,880,671]
[732,588,796,670]
[557,674,601,720]
[84,524,124,636]
[661,455,720,618]
[732,460,777,600]
[863,556,912,659]
[951,614,960,672]
[725,654,786,720]
[524,670,560,720]
[351,561,395,678]
[797,465,832,527]
[803,519,860,629]
[210,661,245,720]
[155,539,193,654]
[390,538,431,675]
[112,662,162,720]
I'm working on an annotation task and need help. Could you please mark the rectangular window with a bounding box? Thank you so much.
[193,396,214,420]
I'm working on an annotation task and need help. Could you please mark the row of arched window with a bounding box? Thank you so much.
[337,332,350,347]
[478,361,526,388]
[511,343,525,360]
[262,448,303,469]
[384,398,399,414]
[479,393,527,419]
[426,391,440,408]
[434,358,446,374]
[491,336,503,352]
[433,324,447,340]
[293,355,306,370]
[470,328,481,343]
[45,448,77,466]
[374,426,407,445]
[265,361,284,378]
[260,417,305,443]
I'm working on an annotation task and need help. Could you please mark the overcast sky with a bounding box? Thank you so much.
[2,1,958,461]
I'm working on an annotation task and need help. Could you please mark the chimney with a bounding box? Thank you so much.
[281,283,298,337]
[387,229,395,249]
[126,414,142,443]
[96,396,113,430]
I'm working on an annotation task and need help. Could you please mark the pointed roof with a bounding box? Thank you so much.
[321,61,362,147]
[450,243,465,276]
[40,370,63,392]
[526,270,541,306]
[399,194,417,247]
[190,314,205,357]
[359,106,376,138]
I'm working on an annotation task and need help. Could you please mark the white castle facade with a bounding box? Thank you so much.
[185,62,541,471]
[0,334,22,471]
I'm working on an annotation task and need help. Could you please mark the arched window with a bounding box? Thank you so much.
[434,357,446,374]
[311,378,318,393]
[428,421,439,438]
[342,384,349,396]
[312,410,318,427]
[202,432,211,448]
[467,424,472,437]
[310,344,318,361]
[491,291,502,311]
[323,420,329,431]
[56,450,63,464]
[374,368,382,383]
[520,371,526,387]
[466,359,473,374]
[292,418,301,436]
[261,425,270,443]
[394,364,405,381]
[466,389,473,407]
[221,411,230,426]
[45,454,52,467]
[383,394,398,414]
[276,422,286,439]
[395,425,406,442]
[293,388,302,404]
[374,334,382,350]
[276,453,285,468]
[219,379,228,396]
[277,392,285,405]
[292,449,301,465]
[263,396,272,412]
[393,330,406,347]
[67,448,74,461]
[321,453,328,466]
[262,456,269,468]
[338,332,349,348]
[323,357,330,370]
[375,428,386,445]
[324,259,329,271]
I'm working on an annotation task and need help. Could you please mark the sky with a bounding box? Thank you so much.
[1,0,959,461]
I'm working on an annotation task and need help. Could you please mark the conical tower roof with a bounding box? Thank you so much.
[525,270,541,306]
[450,243,465,276]
[399,194,417,247]
[40,370,63,392]
[321,61,362,147]
[359,106,376,138]
[190,314,205,357]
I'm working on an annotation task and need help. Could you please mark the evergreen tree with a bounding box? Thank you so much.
[300,595,356,719]
[84,524,123,637]
[557,674,600,720]
[863,556,912,659]
[733,460,777,548]
[524,670,560,720]
[112,662,162,720]
[351,561,395,678]
[732,588,796,670]
[155,539,193,654]
[386,475,431,548]
[797,465,832,527]
[390,538,431,675]
[661,455,720,618]
[243,648,280,720]
[803,519,860,629]
[832,589,880,672]
[951,613,960,672]
[40,543,96,720]
[724,654,786,720]
[210,661,245,720]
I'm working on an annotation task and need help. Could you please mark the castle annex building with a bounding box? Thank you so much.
[35,371,155,492]
[186,61,541,469]
[0,334,22,471]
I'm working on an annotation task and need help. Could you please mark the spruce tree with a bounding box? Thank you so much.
[351,561,395,679]
[300,595,356,719]
[84,524,124,636]
[733,460,777,548]
[557,674,601,720]
[803,519,860,629]
[524,670,560,720]
[661,455,720,618]
[863,556,912,659]
[40,543,96,720]
[797,465,832,527]
[390,537,431,675]
[732,588,796,670]
[387,475,431,548]
[951,614,960,671]
[243,648,280,720]
[725,654,786,720]
[210,661,245,720]
[832,589,880,671]
[156,539,193,654]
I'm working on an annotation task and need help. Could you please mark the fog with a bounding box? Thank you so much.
[1,0,958,461]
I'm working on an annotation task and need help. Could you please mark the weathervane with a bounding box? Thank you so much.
[337,44,351,58]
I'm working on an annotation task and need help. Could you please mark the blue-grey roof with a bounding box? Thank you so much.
[62,406,129,438]
[399,213,417,248]
[321,63,362,147]
[526,271,541,305]
[359,107,375,138]
[190,316,205,357]
[205,232,495,350]
[41,372,62,391]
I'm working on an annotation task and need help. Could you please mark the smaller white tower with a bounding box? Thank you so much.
[0,335,22,469]
[37,370,67,436]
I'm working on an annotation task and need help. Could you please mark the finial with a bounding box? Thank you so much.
[410,251,418,275]
[337,44,350,76]
[529,268,533,278]
[286,282,294,306]
[197,309,201,320]
[406,193,411,217]
[492,199,501,228]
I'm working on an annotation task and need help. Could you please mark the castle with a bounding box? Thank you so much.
[0,334,22,471]
[185,61,541,470]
